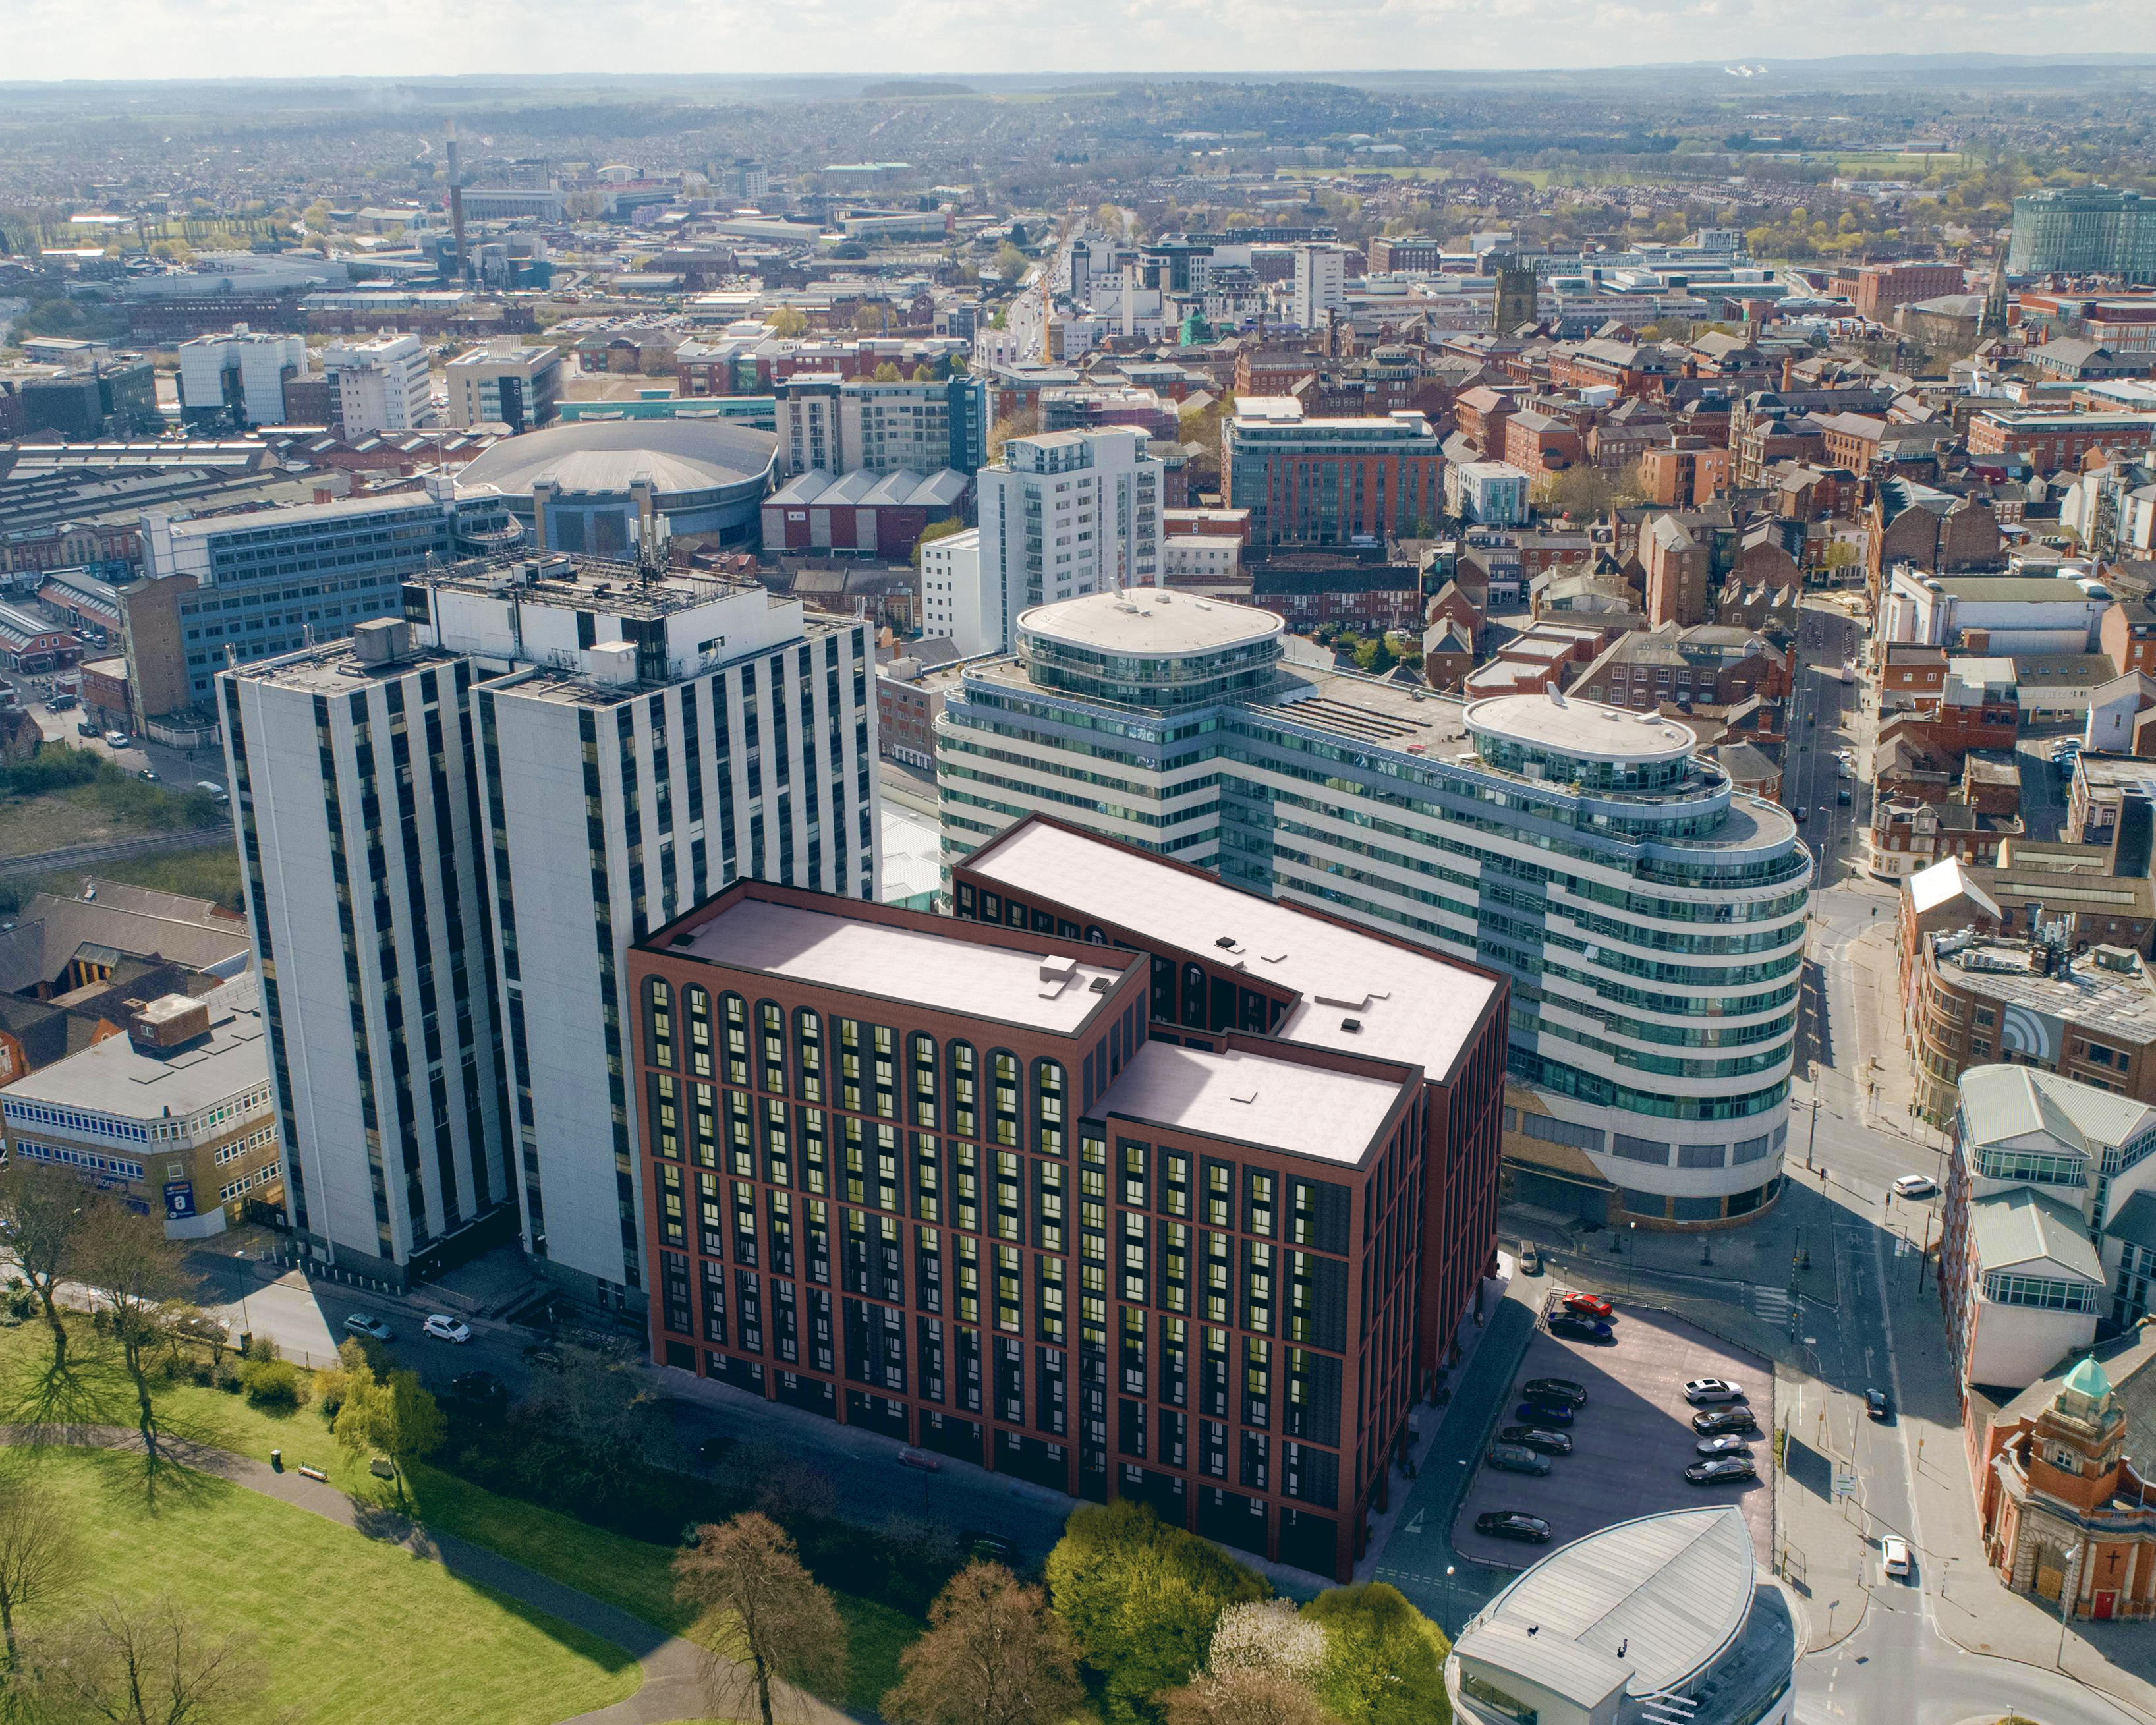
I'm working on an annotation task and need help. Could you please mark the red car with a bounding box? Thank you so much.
[1563,1293,1614,1320]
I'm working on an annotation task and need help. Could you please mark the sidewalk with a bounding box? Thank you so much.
[0,1424,832,1725]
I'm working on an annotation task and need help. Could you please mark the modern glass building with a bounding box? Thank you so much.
[937,592,1809,1227]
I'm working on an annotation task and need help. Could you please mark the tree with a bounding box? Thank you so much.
[856,304,889,333]
[673,1512,846,1725]
[1303,1583,1450,1725]
[994,242,1029,285]
[24,1593,283,1725]
[1352,635,1397,676]
[1536,466,1617,522]
[882,1562,1082,1725]
[0,1161,91,1373]
[1044,1500,1268,1725]
[76,1200,193,1464]
[1821,538,1858,574]
[766,306,809,338]
[1162,1668,1329,1725]
[333,1366,443,1508]
[913,517,969,569]
[987,407,1040,461]
[1208,1599,1327,1687]
[872,361,904,382]
[513,1344,665,1510]
[0,1470,80,1669]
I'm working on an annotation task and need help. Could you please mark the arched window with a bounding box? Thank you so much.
[686,986,712,1079]
[646,977,674,1069]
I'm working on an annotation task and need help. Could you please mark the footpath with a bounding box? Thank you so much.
[0,1423,849,1725]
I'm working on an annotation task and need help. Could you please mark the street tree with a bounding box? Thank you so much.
[0,1160,91,1372]
[332,1367,444,1508]
[75,1200,193,1463]
[1208,1598,1327,1687]
[994,242,1029,285]
[24,1592,285,1725]
[1161,1668,1329,1725]
[882,1562,1082,1725]
[0,1469,81,1670]
[1303,1582,1451,1725]
[766,306,809,337]
[673,1512,845,1725]
[912,517,968,569]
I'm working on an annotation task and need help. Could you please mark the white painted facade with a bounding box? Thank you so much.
[323,332,434,434]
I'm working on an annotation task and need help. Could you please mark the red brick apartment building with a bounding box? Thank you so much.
[629,818,1510,1581]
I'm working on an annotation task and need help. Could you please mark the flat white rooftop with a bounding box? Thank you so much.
[1465,690,1696,764]
[671,897,1130,1034]
[1019,589,1282,658]
[1097,1041,1409,1166]
[965,820,1497,1084]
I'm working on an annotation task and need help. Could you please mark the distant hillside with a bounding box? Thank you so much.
[859,80,976,98]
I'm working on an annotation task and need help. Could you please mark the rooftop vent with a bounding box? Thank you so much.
[1340,1017,1363,1033]
[1229,1084,1259,1104]
[1089,976,1112,994]
[670,933,696,948]
[1215,936,1238,950]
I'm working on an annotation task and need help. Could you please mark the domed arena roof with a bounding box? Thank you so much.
[455,418,778,501]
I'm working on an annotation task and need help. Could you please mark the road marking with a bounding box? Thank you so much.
[1404,1509,1425,1535]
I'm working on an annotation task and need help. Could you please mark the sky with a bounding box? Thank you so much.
[11,0,2156,82]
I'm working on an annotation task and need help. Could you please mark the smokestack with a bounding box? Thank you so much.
[446,119,470,287]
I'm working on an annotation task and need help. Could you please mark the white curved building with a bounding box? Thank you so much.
[1446,1508,1798,1725]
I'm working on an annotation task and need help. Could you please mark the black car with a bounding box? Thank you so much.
[1475,1511,1552,1544]
[1523,1378,1588,1408]
[1516,1400,1574,1426]
[1686,1456,1758,1485]
[448,1369,502,1400]
[1866,1388,1892,1421]
[1499,1425,1573,1456]
[1548,1313,1616,1344]
[1692,1406,1761,1436]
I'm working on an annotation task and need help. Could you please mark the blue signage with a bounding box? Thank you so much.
[164,1181,195,1220]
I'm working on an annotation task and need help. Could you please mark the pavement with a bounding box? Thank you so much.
[0,1423,849,1725]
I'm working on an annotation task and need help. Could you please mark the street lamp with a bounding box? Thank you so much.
[1626,1222,1637,1298]
[1443,1565,1457,1635]
[2058,1541,2083,1668]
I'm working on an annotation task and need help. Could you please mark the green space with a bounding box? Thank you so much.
[20,1443,640,1725]
[0,840,244,913]
[0,1315,916,1713]
[0,743,225,862]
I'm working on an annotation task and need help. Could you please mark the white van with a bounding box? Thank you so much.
[196,781,229,803]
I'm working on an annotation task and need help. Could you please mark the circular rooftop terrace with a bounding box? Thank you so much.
[1018,589,1284,659]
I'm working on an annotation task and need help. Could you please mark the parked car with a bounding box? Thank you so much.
[1695,1434,1753,1458]
[1516,1401,1574,1427]
[1548,1313,1616,1343]
[1837,787,1852,806]
[896,1447,941,1473]
[449,1369,502,1401]
[1523,1377,1588,1407]
[343,1313,393,1342]
[75,721,98,737]
[1684,1378,1745,1404]
[1500,1425,1573,1456]
[1882,1535,1912,1579]
[1892,1174,1936,1199]
[103,731,129,748]
[1795,805,1809,822]
[1693,1407,1761,1436]
[1487,1442,1552,1477]
[958,1530,1016,1564]
[137,768,159,783]
[1562,1293,1614,1320]
[1517,1241,1543,1275]
[1686,1455,1757,1485]
[1866,1387,1892,1421]
[1475,1511,1552,1544]
[422,1313,472,1344]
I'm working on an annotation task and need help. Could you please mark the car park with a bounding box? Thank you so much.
[1892,1174,1936,1199]
[1685,1455,1757,1485]
[1882,1536,1912,1579]
[1475,1511,1552,1544]
[1523,1378,1587,1407]
[1548,1314,1615,1343]
[1488,1442,1552,1477]
[1499,1425,1574,1456]
[1516,1400,1574,1426]
[1692,1406,1761,1436]
[1562,1293,1614,1320]
[1866,1387,1892,1421]
[1695,1434,1753,1458]
[1684,1378,1745,1404]
[422,1314,472,1344]
[343,1313,393,1342]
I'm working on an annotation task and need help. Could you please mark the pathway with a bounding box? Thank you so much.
[0,824,228,881]
[0,1423,851,1725]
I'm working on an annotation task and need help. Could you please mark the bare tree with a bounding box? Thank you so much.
[0,1161,91,1373]
[74,1202,194,1464]
[1161,1668,1330,1725]
[882,1562,1082,1725]
[24,1593,285,1725]
[0,1471,80,1669]
[672,1512,846,1725]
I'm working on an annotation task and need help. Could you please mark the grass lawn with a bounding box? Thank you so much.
[26,1444,639,1725]
[0,765,223,862]
[1,840,244,910]
[0,1316,919,1713]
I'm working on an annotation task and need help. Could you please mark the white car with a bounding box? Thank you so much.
[1892,1174,1937,1199]
[1684,1378,1745,1405]
[1882,1535,1912,1579]
[422,1313,472,1344]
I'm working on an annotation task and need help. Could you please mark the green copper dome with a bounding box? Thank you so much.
[2064,1355,2113,1401]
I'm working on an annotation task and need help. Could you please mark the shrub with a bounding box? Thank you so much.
[237,1356,306,1411]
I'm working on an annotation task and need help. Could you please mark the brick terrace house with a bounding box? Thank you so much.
[631,820,1509,1583]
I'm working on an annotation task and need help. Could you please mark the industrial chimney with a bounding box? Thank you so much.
[446,119,470,286]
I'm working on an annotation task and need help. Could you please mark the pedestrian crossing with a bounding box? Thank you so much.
[1745,1284,1798,1325]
